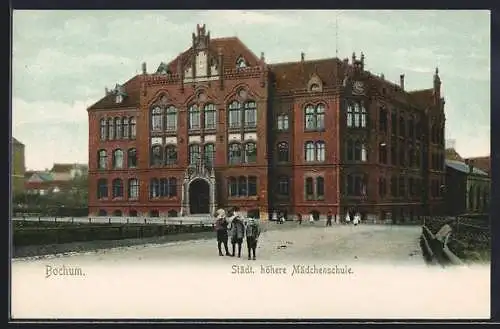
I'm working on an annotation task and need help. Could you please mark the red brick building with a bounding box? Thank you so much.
[87,25,446,221]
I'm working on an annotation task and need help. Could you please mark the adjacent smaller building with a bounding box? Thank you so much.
[445,159,489,215]
[24,163,88,195]
[11,137,26,196]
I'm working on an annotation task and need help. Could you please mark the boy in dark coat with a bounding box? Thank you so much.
[214,209,230,256]
[245,218,261,260]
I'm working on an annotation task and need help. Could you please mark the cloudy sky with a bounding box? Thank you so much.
[12,10,490,170]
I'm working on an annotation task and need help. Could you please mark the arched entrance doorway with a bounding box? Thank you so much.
[189,179,210,214]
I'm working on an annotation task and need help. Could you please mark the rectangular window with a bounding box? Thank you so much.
[189,112,200,130]
[244,108,257,127]
[316,177,325,199]
[391,113,397,135]
[205,110,216,129]
[277,115,289,131]
[229,109,241,128]
[248,176,257,196]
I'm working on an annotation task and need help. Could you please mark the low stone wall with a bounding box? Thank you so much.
[420,224,463,266]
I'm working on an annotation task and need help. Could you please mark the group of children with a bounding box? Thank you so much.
[214,207,261,260]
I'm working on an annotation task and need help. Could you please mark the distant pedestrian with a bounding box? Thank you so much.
[279,213,285,224]
[353,212,361,226]
[297,213,302,225]
[326,211,333,226]
[272,211,278,222]
[229,212,245,258]
[309,213,315,224]
[345,212,351,225]
[246,218,261,260]
[215,209,230,256]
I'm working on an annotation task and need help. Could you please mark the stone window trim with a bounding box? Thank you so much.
[228,141,257,166]
[346,100,368,129]
[100,116,136,141]
[227,175,258,198]
[304,103,326,132]
[277,113,289,131]
[304,175,325,201]
[227,100,257,131]
[304,140,326,163]
[149,177,178,199]
[277,141,289,162]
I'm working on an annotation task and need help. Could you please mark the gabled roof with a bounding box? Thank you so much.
[269,58,344,92]
[408,88,434,108]
[167,37,261,73]
[87,75,141,110]
[445,159,489,176]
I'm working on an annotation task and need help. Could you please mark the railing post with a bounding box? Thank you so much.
[144,218,147,224]
[127,218,129,224]
[72,217,74,224]
[89,217,91,223]
[54,217,57,223]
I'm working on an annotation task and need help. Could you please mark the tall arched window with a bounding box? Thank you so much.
[244,142,257,163]
[128,178,139,199]
[305,141,315,162]
[151,106,163,131]
[244,101,257,128]
[347,103,354,127]
[304,105,315,130]
[165,145,177,165]
[150,145,163,166]
[97,178,108,199]
[315,141,325,162]
[228,143,242,165]
[277,142,289,162]
[165,106,177,131]
[150,178,160,198]
[204,144,215,167]
[112,149,124,169]
[112,178,124,198]
[107,118,114,140]
[188,105,200,130]
[316,104,325,130]
[360,102,367,128]
[100,119,107,141]
[188,144,201,165]
[129,117,136,139]
[114,117,122,139]
[122,117,129,139]
[98,150,107,169]
[277,114,289,131]
[127,148,137,168]
[228,101,242,128]
[353,102,361,127]
[204,104,216,129]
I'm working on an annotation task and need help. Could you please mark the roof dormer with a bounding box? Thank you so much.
[114,84,127,104]
[236,56,247,69]
[307,73,323,92]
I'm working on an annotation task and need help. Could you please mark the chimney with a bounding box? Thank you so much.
[260,52,265,62]
[301,52,305,62]
[400,74,405,90]
[142,62,147,74]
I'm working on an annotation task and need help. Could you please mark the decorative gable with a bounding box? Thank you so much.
[307,73,323,92]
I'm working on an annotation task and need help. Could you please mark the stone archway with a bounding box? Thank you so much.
[180,161,216,216]
[189,179,210,214]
